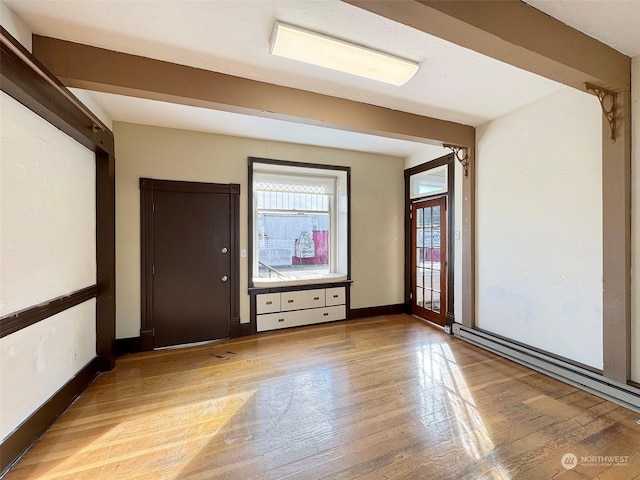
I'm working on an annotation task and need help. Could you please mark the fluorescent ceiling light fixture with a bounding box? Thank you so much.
[270,22,419,86]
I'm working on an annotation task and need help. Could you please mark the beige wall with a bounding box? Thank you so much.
[404,146,449,169]
[632,56,640,383]
[114,122,405,339]
[1,0,32,52]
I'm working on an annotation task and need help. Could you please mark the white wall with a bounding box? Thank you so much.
[405,147,464,324]
[476,87,603,369]
[632,56,640,383]
[114,122,405,339]
[0,91,98,441]
[1,92,96,316]
[0,301,96,441]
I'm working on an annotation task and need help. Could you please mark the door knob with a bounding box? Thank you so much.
[221,247,228,254]
[221,275,228,282]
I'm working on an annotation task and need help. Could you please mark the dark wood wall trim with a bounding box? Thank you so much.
[1,26,116,371]
[140,178,240,194]
[140,180,155,351]
[0,286,98,339]
[1,27,114,157]
[249,156,353,172]
[249,280,353,295]
[230,188,240,321]
[230,318,253,338]
[404,154,456,325]
[139,178,241,350]
[349,304,404,320]
[115,336,141,356]
[0,357,99,477]
[96,152,116,371]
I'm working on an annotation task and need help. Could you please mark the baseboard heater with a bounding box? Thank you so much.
[453,324,640,413]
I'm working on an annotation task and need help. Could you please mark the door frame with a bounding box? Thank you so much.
[139,178,240,351]
[404,154,455,327]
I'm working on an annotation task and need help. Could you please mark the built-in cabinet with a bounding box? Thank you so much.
[254,285,348,332]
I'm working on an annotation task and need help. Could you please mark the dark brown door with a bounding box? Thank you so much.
[411,196,447,326]
[151,189,231,347]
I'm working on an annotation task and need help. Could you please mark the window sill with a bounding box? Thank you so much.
[252,273,348,289]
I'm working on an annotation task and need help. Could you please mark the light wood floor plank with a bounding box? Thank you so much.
[5,315,640,479]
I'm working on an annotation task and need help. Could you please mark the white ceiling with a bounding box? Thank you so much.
[4,0,637,158]
[82,90,431,157]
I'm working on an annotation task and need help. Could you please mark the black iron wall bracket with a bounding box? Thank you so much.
[585,83,617,142]
[443,144,469,176]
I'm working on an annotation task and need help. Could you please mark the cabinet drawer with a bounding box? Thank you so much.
[256,293,280,314]
[281,289,325,311]
[256,311,290,332]
[310,305,346,324]
[325,287,346,306]
[257,305,346,332]
[257,309,313,332]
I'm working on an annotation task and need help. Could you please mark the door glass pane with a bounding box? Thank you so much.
[417,207,424,227]
[424,207,432,227]
[416,228,423,247]
[416,268,424,287]
[433,291,440,313]
[416,288,424,308]
[433,206,440,226]
[432,272,440,292]
[424,269,432,290]
[432,219,441,271]
[432,247,441,271]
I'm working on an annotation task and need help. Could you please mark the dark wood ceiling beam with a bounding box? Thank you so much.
[343,0,630,90]
[31,35,474,148]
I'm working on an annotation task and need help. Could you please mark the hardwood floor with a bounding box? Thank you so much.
[5,315,640,479]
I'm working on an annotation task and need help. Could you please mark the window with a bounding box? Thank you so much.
[249,158,349,287]
[409,164,448,199]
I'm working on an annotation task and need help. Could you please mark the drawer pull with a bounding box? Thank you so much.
[266,301,273,305]
[288,299,294,303]
[278,318,285,322]
[323,312,329,316]
[333,295,339,298]
[314,296,320,300]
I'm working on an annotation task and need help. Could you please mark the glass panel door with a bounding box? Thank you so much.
[411,196,447,326]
